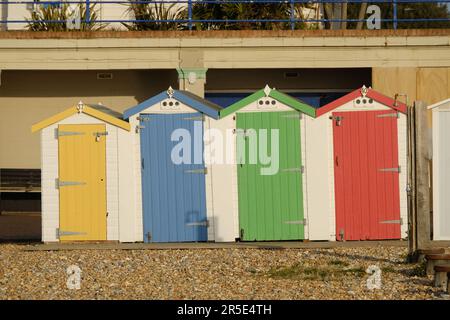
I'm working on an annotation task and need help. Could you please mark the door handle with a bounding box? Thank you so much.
[335,156,339,167]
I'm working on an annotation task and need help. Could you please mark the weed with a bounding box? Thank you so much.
[330,260,350,267]
[268,263,366,281]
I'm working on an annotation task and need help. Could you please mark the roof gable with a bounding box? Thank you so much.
[219,85,316,118]
[123,87,222,120]
[316,86,408,117]
[31,103,130,132]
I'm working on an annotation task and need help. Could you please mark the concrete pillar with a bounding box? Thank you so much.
[177,68,207,98]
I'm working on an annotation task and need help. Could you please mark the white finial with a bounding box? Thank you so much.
[77,101,84,113]
[361,85,368,97]
[263,84,272,97]
[167,86,174,99]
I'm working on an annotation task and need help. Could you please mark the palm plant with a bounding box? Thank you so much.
[221,2,291,30]
[26,3,104,31]
[293,3,320,30]
[123,1,187,31]
[191,1,227,30]
[192,1,298,31]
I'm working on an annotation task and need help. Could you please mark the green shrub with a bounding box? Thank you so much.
[26,3,104,31]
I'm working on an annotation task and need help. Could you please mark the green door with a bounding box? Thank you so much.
[237,111,305,241]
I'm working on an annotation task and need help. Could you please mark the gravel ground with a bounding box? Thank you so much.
[0,244,447,300]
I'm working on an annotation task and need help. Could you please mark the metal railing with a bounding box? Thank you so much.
[0,0,449,30]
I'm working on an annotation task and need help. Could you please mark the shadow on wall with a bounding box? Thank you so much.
[205,68,372,92]
[0,69,179,111]
[0,213,41,241]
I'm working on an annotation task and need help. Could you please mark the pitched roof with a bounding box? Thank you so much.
[315,86,408,117]
[219,85,316,118]
[427,98,450,110]
[31,103,130,133]
[123,88,222,120]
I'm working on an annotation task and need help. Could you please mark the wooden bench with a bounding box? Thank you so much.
[0,169,41,193]
[418,248,446,263]
[434,265,450,292]
[425,254,450,275]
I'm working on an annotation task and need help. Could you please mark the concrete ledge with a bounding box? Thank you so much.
[0,29,449,39]
[23,240,407,251]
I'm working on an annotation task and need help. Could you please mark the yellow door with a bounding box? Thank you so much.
[58,124,107,241]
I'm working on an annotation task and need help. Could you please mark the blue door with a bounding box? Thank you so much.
[140,112,208,243]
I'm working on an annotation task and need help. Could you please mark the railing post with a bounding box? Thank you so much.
[188,0,193,30]
[393,0,398,30]
[290,0,295,30]
[86,0,91,25]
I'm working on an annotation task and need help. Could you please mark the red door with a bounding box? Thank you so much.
[333,110,401,241]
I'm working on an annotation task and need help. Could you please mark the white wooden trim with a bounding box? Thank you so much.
[432,102,450,240]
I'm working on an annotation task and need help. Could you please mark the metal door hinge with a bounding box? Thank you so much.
[376,112,399,119]
[186,220,209,228]
[56,178,86,189]
[185,168,207,174]
[233,128,255,138]
[93,131,108,142]
[380,218,403,225]
[137,116,150,122]
[329,115,344,126]
[281,166,304,174]
[93,131,108,136]
[57,130,85,138]
[135,125,145,133]
[378,166,401,173]
[56,228,87,239]
[281,113,302,119]
[183,115,204,121]
[283,219,307,225]
[339,229,345,241]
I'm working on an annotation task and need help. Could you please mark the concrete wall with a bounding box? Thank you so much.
[1,30,449,70]
[0,69,177,169]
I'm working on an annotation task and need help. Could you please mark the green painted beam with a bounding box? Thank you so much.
[219,89,266,118]
[219,87,317,118]
[269,90,316,118]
